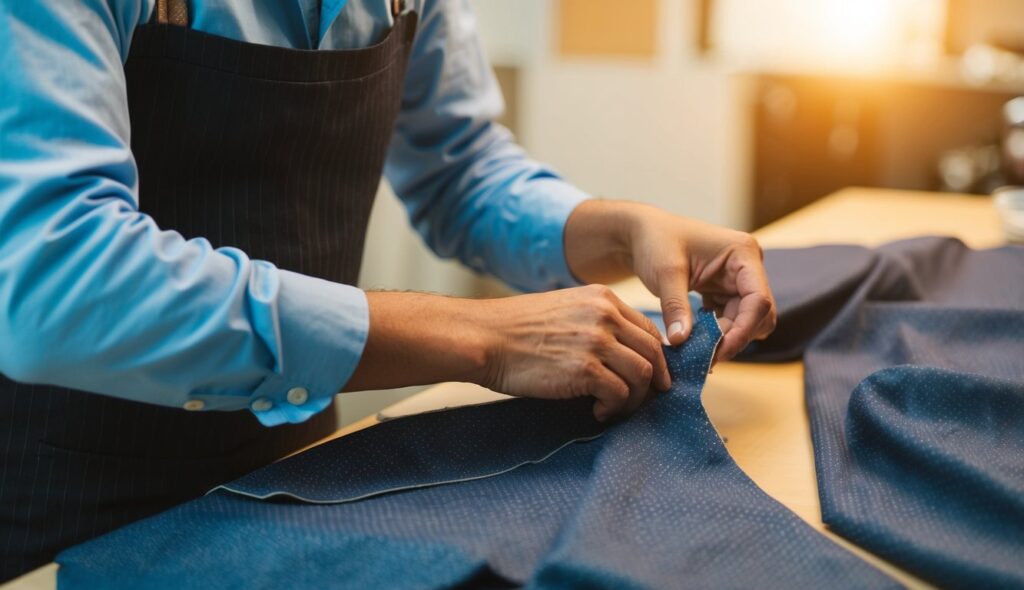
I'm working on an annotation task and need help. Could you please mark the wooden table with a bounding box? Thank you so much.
[3,187,1005,590]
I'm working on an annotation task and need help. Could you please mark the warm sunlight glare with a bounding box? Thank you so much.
[715,0,946,72]
[821,0,895,59]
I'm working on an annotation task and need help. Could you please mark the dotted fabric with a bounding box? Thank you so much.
[56,307,895,589]
[740,237,1024,589]
[213,396,606,503]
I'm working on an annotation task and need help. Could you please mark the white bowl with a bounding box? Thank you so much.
[993,186,1024,243]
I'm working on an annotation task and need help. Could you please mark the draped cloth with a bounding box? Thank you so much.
[56,305,895,589]
[740,237,1024,589]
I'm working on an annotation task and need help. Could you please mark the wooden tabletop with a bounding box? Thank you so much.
[3,187,1005,590]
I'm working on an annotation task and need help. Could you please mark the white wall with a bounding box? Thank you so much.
[472,0,753,228]
[520,63,751,227]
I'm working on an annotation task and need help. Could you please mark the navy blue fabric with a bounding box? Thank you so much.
[56,307,896,589]
[740,237,1024,589]
[213,396,605,503]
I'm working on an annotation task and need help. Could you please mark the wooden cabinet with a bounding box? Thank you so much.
[748,72,1019,227]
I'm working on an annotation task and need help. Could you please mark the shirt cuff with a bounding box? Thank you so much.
[248,270,369,427]
[522,179,591,291]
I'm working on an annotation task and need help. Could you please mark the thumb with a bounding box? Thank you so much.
[658,270,692,346]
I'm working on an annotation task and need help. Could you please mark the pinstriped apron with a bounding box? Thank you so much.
[0,2,418,580]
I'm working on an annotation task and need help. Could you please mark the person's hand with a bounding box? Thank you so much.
[347,287,671,422]
[477,285,671,421]
[564,200,776,362]
[347,200,774,423]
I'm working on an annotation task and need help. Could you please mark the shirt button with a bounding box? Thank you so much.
[183,399,205,411]
[250,398,274,412]
[286,387,309,406]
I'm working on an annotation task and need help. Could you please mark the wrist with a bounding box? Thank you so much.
[458,298,504,387]
[564,199,649,284]
[346,292,493,391]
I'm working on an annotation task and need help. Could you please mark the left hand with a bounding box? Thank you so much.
[564,199,777,363]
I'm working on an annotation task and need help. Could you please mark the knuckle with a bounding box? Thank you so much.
[636,360,654,384]
[609,381,630,402]
[579,358,603,379]
[589,299,617,321]
[752,293,771,315]
[660,294,690,313]
[645,337,663,360]
[585,283,614,299]
[582,329,610,352]
[640,315,661,337]
[598,297,618,314]
[737,232,761,252]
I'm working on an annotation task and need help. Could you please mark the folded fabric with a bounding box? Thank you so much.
[57,306,896,589]
[741,237,1024,589]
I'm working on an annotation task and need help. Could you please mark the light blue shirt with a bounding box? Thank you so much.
[0,0,589,426]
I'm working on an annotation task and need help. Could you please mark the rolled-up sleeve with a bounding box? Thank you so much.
[0,1,367,426]
[384,0,591,293]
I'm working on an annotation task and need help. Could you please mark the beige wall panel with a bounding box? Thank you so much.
[558,0,658,58]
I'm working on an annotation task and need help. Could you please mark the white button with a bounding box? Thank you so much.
[183,399,205,411]
[286,387,309,406]
[250,397,274,412]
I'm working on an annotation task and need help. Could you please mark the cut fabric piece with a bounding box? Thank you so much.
[741,237,1024,589]
[57,308,896,589]
[527,312,895,589]
[213,396,605,503]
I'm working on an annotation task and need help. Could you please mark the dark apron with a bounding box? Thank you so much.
[0,2,417,580]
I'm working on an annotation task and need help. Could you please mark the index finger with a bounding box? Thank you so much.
[614,298,669,345]
[716,291,772,361]
[606,294,672,391]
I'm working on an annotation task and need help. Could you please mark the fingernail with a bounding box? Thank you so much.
[668,321,683,340]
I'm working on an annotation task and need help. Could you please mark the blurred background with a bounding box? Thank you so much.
[339,0,1024,424]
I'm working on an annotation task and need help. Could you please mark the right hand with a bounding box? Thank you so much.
[477,284,671,422]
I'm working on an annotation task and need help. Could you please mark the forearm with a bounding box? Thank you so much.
[384,0,589,293]
[344,291,494,391]
[389,120,591,292]
[345,286,670,422]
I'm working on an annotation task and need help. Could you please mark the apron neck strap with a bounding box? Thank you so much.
[152,2,402,28]
[154,0,189,26]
